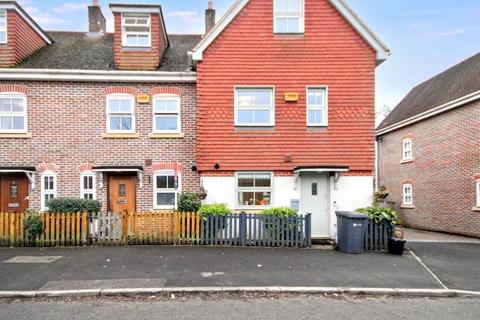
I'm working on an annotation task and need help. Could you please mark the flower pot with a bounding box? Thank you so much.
[388,237,406,256]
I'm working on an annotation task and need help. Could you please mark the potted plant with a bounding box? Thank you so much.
[196,187,208,201]
[388,237,407,255]
[374,185,389,203]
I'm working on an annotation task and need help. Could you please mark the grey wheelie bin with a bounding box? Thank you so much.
[336,211,368,254]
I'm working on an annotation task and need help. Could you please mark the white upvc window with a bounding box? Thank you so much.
[154,171,181,209]
[0,10,7,44]
[0,94,27,133]
[235,87,275,127]
[122,14,151,47]
[476,180,480,207]
[153,94,181,133]
[403,184,413,206]
[307,87,328,126]
[80,172,96,200]
[236,172,273,208]
[403,138,413,161]
[106,94,135,133]
[41,172,57,211]
[274,0,304,34]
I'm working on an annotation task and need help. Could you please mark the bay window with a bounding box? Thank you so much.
[236,172,273,208]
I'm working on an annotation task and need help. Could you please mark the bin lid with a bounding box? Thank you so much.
[335,211,368,219]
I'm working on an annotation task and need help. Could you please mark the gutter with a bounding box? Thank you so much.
[0,69,197,83]
[377,90,480,136]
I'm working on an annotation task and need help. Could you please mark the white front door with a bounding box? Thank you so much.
[300,172,330,238]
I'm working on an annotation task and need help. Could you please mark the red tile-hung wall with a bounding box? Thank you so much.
[196,0,377,174]
[0,10,47,67]
[113,13,166,71]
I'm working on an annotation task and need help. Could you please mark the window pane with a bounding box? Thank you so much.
[120,117,132,130]
[237,109,254,124]
[0,31,5,43]
[126,35,138,46]
[287,17,300,32]
[165,100,179,112]
[238,191,255,206]
[157,175,167,189]
[119,99,132,112]
[0,98,11,112]
[108,99,120,112]
[238,174,254,188]
[276,0,288,13]
[109,117,121,130]
[308,110,322,125]
[155,116,178,131]
[254,109,270,124]
[0,116,11,129]
[237,91,255,107]
[167,176,175,188]
[137,35,150,46]
[287,0,301,14]
[13,117,24,130]
[255,174,271,187]
[12,99,24,112]
[124,18,136,25]
[125,26,149,33]
[276,18,288,33]
[254,91,271,106]
[157,193,175,206]
[255,192,271,206]
[0,15,5,28]
[154,100,167,112]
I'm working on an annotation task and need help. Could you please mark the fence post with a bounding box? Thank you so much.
[9,213,16,247]
[305,214,312,248]
[81,211,88,246]
[239,213,247,246]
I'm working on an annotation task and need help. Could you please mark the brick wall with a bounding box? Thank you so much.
[0,10,47,67]
[378,99,480,237]
[0,81,199,212]
[113,13,166,71]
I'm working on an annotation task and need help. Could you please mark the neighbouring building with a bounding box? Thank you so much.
[377,52,480,238]
[0,0,390,240]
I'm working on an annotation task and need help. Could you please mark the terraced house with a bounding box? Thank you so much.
[0,0,389,240]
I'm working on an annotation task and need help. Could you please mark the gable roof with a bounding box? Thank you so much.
[191,0,390,64]
[0,1,53,45]
[16,32,201,72]
[377,52,480,135]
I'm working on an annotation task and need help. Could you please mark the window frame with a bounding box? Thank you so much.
[106,94,135,134]
[234,86,275,127]
[306,86,328,127]
[80,172,96,200]
[273,0,305,34]
[153,170,181,210]
[152,94,181,134]
[0,10,7,44]
[402,184,413,206]
[235,171,274,209]
[402,138,413,161]
[41,172,57,211]
[0,93,27,133]
[121,13,152,48]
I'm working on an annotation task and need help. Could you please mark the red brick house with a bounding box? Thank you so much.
[192,0,390,239]
[0,0,389,241]
[377,52,480,238]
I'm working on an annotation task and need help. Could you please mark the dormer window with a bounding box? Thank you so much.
[0,10,7,44]
[274,0,304,34]
[122,14,151,47]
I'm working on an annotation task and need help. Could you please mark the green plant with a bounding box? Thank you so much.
[374,185,390,202]
[177,192,201,213]
[198,203,231,218]
[357,206,398,224]
[47,198,101,213]
[259,207,298,218]
[259,207,299,233]
[24,213,44,243]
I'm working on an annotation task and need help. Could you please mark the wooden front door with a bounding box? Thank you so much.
[108,175,136,214]
[0,174,29,213]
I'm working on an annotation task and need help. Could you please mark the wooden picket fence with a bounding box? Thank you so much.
[0,211,312,248]
[364,220,396,251]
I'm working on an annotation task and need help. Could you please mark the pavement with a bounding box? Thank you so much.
[2,296,480,320]
[400,227,480,243]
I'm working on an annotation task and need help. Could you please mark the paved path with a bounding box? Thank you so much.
[400,227,480,243]
[2,296,480,320]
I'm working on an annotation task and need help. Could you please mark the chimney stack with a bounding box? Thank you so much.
[88,0,106,34]
[205,1,216,34]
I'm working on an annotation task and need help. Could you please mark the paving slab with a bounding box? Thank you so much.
[0,246,440,291]
[400,227,480,243]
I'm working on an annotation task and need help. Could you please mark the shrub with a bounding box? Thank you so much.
[177,192,201,213]
[357,206,398,225]
[198,203,231,218]
[47,198,101,213]
[24,213,44,242]
[259,207,298,218]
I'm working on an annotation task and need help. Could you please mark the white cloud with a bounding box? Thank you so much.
[33,13,66,26]
[409,23,431,29]
[167,11,199,18]
[436,29,465,37]
[54,2,89,13]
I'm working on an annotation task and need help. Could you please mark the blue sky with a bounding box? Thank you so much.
[18,0,480,114]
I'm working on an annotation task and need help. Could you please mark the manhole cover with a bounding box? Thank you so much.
[3,256,63,264]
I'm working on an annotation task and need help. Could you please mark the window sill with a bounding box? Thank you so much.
[401,159,414,164]
[121,47,152,52]
[472,207,480,212]
[102,133,139,139]
[148,133,185,139]
[401,205,415,209]
[0,132,32,139]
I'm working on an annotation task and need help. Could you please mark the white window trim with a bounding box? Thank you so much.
[0,93,27,133]
[153,170,181,210]
[306,86,328,127]
[273,0,305,34]
[106,94,135,133]
[121,13,152,48]
[0,9,7,44]
[41,171,57,211]
[152,94,181,134]
[402,184,413,206]
[235,171,274,209]
[234,86,275,127]
[476,180,480,207]
[402,138,413,161]
[80,171,96,200]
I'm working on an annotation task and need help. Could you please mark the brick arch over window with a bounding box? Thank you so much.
[104,87,137,95]
[151,162,184,173]
[150,87,183,96]
[37,162,59,173]
[474,174,480,180]
[78,163,94,173]
[402,179,413,185]
[0,85,27,94]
